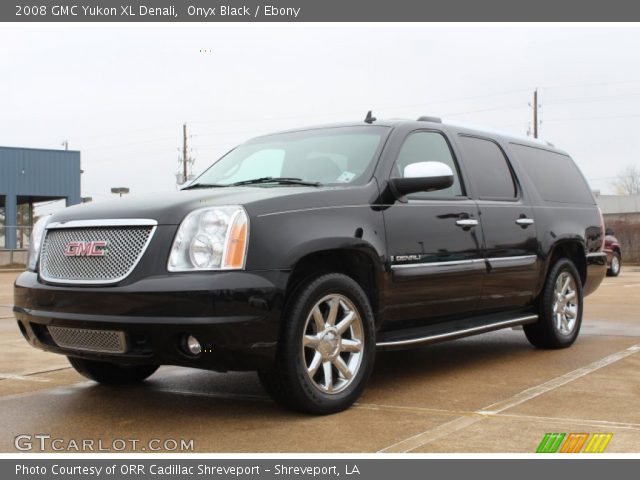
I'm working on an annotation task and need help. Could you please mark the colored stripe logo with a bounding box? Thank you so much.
[584,433,614,453]
[537,433,565,453]
[536,433,612,453]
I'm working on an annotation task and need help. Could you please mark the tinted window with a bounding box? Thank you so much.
[394,131,464,199]
[458,136,517,200]
[510,143,594,204]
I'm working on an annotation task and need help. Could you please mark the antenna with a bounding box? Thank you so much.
[364,111,376,124]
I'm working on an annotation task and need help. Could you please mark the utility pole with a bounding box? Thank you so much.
[177,123,195,186]
[528,89,541,138]
[182,123,188,183]
[533,89,538,138]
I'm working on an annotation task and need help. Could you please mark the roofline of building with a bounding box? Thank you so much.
[0,145,80,154]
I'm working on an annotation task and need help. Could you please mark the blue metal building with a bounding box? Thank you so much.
[0,146,81,249]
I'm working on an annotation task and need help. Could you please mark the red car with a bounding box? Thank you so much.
[604,228,622,276]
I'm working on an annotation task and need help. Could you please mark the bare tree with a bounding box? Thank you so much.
[613,165,640,195]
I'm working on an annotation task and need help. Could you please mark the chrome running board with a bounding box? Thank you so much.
[376,314,538,348]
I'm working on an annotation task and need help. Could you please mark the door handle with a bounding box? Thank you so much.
[456,219,479,227]
[516,218,534,226]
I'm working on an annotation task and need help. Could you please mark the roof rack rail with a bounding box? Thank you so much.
[417,116,442,123]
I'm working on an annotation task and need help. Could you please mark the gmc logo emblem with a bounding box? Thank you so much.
[63,241,109,257]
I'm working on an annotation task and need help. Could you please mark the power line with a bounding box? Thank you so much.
[54,85,640,150]
[67,124,179,142]
[40,85,640,157]
[185,89,534,127]
[545,92,640,106]
[80,136,178,152]
[540,79,640,90]
[544,112,640,123]
[441,103,528,117]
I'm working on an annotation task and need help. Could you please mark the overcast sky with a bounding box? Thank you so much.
[2,25,640,209]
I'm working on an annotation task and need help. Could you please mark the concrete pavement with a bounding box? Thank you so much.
[1,269,638,453]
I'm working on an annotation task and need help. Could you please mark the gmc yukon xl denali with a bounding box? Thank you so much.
[14,116,607,414]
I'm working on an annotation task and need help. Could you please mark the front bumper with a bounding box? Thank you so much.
[14,270,288,371]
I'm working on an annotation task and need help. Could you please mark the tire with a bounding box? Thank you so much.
[524,258,583,349]
[259,273,376,414]
[607,251,621,277]
[67,357,159,384]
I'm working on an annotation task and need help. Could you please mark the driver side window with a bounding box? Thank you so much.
[394,131,464,199]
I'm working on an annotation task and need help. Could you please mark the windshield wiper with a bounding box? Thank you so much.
[230,177,321,187]
[181,182,227,190]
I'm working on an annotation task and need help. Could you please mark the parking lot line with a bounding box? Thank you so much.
[154,388,271,403]
[0,366,71,385]
[378,343,640,453]
[0,373,50,383]
[495,412,640,431]
[358,401,640,432]
[477,344,640,415]
[355,402,469,417]
[599,282,640,288]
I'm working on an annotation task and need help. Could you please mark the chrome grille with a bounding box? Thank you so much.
[39,223,155,284]
[48,326,127,353]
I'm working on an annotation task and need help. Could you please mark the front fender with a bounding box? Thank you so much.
[245,205,387,271]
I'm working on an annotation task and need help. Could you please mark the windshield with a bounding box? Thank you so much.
[190,126,389,187]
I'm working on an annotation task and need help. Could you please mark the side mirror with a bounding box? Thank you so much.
[390,161,454,198]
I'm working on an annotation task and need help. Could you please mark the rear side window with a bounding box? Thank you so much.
[457,136,517,200]
[509,143,594,204]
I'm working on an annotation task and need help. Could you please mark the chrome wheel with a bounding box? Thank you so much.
[552,271,579,336]
[301,294,364,395]
[611,255,620,275]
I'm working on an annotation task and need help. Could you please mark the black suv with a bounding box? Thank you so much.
[14,116,607,414]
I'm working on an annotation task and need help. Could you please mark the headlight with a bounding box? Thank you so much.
[168,206,249,271]
[27,215,51,271]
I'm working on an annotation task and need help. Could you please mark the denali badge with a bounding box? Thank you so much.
[391,254,422,262]
[63,241,109,257]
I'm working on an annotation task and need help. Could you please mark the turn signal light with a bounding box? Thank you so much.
[223,212,248,269]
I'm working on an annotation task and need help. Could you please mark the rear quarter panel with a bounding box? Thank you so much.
[501,141,606,297]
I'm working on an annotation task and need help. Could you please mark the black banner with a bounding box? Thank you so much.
[4,0,640,22]
[6,459,640,480]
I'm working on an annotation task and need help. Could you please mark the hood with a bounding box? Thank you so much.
[48,185,366,225]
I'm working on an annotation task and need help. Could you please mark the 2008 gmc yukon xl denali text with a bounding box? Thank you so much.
[14,116,607,414]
